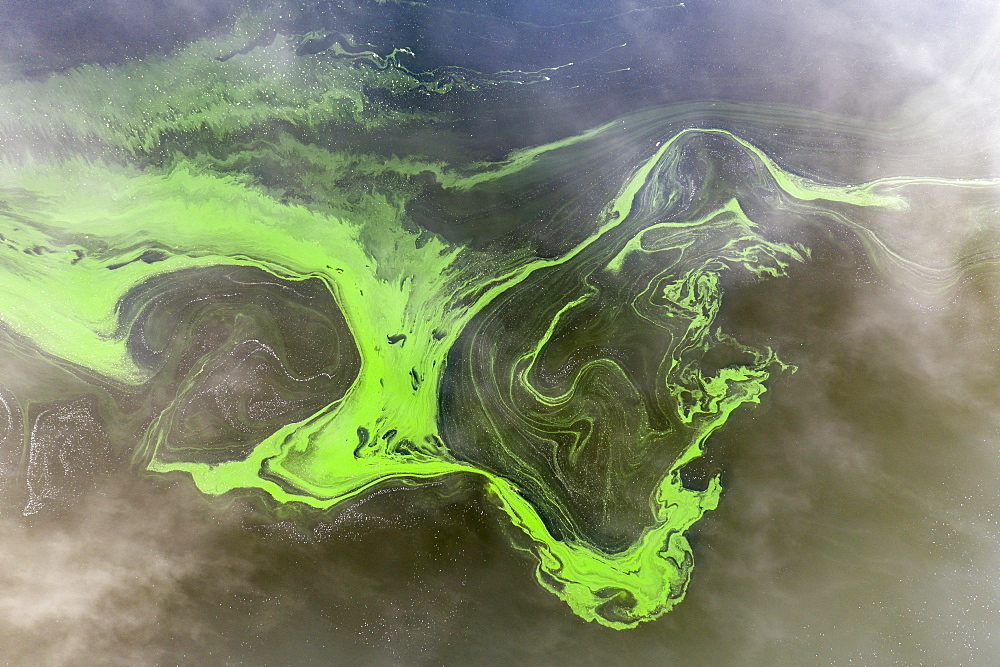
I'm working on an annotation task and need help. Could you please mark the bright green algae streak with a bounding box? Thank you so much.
[0,23,975,628]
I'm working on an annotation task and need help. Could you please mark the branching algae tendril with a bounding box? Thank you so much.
[0,18,993,630]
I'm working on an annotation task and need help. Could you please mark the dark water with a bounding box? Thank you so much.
[1,0,1000,664]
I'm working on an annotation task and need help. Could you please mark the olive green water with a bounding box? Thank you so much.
[2,1,1000,662]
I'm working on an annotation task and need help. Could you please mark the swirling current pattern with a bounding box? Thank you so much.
[0,11,997,629]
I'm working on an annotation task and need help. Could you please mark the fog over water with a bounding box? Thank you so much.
[1,1,1000,664]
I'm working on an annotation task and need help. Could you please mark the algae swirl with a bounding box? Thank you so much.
[0,11,997,629]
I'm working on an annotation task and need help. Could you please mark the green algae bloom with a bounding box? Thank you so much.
[1,14,997,630]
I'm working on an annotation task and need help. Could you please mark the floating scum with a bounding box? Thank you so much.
[0,20,992,629]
